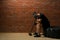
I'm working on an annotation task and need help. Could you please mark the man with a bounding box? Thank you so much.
[33,12,50,37]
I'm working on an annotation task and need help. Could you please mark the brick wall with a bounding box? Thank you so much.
[0,0,60,32]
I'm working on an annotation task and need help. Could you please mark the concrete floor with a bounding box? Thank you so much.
[0,33,60,40]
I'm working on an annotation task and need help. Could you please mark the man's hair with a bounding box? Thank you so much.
[33,12,43,19]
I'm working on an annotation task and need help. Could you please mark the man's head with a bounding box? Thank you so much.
[37,13,40,16]
[33,12,43,19]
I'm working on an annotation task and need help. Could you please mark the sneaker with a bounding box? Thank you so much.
[34,35,41,37]
[33,32,38,35]
[33,33,41,37]
[43,33,47,37]
[29,33,32,36]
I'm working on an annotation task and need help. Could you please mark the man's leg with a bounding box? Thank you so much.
[36,23,40,33]
[34,22,41,37]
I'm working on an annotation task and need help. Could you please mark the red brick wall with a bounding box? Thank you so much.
[0,0,60,32]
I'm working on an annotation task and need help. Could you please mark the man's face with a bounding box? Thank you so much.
[37,13,40,16]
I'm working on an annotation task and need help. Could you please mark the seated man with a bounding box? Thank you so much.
[33,12,50,37]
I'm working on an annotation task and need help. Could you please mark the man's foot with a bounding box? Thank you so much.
[33,32,38,35]
[34,35,41,37]
[43,33,47,37]
[33,33,41,37]
[29,33,32,36]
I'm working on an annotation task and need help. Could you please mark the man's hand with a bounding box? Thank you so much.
[36,19,42,23]
[37,19,41,22]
